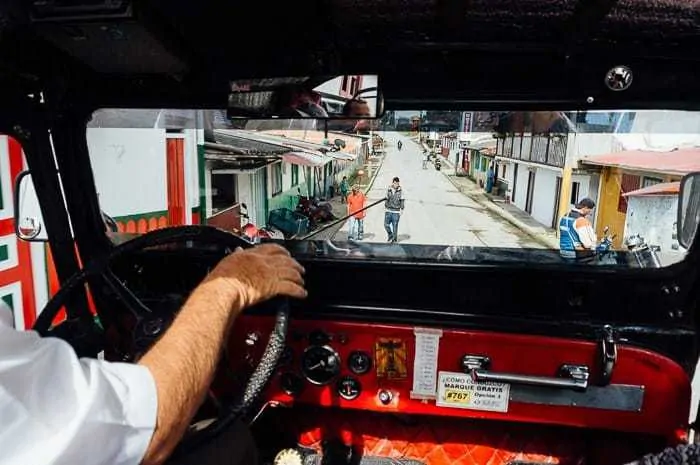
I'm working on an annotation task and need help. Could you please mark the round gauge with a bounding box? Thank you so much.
[337,376,362,401]
[348,350,372,375]
[301,345,341,385]
[279,372,304,396]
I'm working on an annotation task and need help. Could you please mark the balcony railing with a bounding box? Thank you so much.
[495,133,567,168]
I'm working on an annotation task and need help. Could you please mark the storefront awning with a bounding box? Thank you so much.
[282,151,330,167]
[205,148,279,173]
[324,149,355,161]
[225,129,357,161]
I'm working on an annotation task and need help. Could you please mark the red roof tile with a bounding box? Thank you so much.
[581,148,700,176]
[623,181,680,197]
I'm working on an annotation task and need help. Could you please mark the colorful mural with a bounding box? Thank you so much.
[0,136,38,329]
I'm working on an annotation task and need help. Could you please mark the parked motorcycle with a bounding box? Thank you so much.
[625,234,662,268]
[296,189,336,227]
[397,141,402,151]
[239,203,285,242]
[593,227,662,268]
[434,157,442,171]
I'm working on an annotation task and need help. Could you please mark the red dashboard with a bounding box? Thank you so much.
[220,316,690,441]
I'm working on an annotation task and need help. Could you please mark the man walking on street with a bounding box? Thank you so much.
[384,176,405,243]
[347,184,366,241]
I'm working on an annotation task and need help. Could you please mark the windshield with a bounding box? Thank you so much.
[88,108,698,268]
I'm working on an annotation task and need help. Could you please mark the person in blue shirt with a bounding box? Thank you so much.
[559,198,597,262]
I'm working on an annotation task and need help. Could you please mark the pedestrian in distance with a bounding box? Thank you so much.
[339,176,349,204]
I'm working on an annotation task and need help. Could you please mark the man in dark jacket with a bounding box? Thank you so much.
[384,177,405,243]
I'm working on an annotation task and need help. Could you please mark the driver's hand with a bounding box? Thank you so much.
[205,243,307,308]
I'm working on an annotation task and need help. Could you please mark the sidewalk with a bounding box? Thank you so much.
[440,159,560,249]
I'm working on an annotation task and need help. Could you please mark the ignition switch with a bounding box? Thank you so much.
[378,389,393,405]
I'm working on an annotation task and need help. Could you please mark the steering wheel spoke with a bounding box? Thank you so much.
[101,267,153,317]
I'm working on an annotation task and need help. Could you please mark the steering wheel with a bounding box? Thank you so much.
[33,225,290,455]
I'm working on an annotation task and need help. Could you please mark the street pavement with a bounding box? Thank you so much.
[336,133,544,248]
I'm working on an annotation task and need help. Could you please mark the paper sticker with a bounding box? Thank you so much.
[436,371,510,412]
[410,328,442,399]
[375,338,408,379]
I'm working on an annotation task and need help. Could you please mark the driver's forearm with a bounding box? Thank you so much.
[138,279,243,465]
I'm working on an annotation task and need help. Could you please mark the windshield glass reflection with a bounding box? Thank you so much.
[89,109,700,268]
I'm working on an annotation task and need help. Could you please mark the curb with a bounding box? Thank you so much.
[363,146,387,195]
[443,174,560,249]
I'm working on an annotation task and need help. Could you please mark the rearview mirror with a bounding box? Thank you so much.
[13,170,48,241]
[227,75,383,119]
[677,172,700,249]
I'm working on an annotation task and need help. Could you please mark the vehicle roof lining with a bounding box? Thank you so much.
[0,1,699,109]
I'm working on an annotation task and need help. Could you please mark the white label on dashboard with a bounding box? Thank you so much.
[410,327,442,399]
[436,371,510,412]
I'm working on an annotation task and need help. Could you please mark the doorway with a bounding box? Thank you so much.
[552,176,563,229]
[211,172,238,215]
[166,137,186,226]
[525,169,536,214]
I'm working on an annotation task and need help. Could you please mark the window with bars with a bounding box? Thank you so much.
[291,164,299,186]
[271,162,283,196]
[642,176,663,188]
[570,182,580,205]
[617,173,640,213]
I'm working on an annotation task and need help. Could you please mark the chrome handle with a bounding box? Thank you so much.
[472,364,589,390]
[461,355,589,391]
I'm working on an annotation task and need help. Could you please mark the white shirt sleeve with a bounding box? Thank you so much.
[0,302,157,465]
[574,219,597,249]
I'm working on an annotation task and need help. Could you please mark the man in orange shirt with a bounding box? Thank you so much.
[347,184,366,241]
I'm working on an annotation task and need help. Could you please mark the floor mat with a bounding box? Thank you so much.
[303,455,425,465]
[256,406,666,465]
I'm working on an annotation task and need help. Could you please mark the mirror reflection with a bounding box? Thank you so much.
[678,172,700,249]
[228,75,381,120]
[14,171,47,241]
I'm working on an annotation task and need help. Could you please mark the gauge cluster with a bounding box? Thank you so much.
[275,328,373,402]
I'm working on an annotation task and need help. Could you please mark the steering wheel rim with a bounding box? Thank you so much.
[33,225,290,455]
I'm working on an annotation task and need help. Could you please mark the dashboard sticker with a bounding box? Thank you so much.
[410,327,442,399]
[375,338,408,380]
[436,371,510,412]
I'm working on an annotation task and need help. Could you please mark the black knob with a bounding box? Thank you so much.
[378,390,393,405]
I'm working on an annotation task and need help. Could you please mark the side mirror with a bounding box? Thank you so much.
[13,170,48,241]
[677,172,700,249]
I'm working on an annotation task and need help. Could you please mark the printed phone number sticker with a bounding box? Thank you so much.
[436,371,510,412]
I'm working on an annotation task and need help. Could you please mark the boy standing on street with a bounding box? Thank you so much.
[347,184,366,241]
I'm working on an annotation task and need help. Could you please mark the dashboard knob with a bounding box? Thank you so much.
[378,389,393,405]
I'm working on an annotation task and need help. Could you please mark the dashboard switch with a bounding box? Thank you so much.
[378,389,393,405]
[309,329,331,346]
[245,332,260,346]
